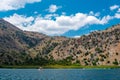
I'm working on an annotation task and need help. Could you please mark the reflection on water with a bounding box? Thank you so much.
[0,69,120,80]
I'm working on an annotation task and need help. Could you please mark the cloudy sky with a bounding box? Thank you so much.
[0,0,120,37]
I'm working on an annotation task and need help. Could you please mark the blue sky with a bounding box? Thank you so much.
[0,0,120,37]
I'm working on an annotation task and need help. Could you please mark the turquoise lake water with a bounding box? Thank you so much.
[0,69,120,80]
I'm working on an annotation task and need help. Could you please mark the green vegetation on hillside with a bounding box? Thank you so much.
[1,65,120,69]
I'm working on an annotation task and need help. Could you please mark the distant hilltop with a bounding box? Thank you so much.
[0,19,120,66]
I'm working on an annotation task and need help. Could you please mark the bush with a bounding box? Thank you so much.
[113,59,119,65]
[85,51,89,56]
[95,47,103,53]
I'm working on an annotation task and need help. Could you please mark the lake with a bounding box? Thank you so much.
[0,69,120,80]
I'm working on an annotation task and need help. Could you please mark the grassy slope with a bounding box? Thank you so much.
[1,65,120,69]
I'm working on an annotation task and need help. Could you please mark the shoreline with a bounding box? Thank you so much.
[0,65,120,69]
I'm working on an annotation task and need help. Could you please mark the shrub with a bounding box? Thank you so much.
[95,47,103,53]
[113,59,119,65]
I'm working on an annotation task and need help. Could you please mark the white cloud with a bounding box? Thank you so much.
[48,4,61,13]
[74,35,81,38]
[89,11,100,17]
[95,12,100,17]
[117,8,120,12]
[44,14,59,19]
[0,0,41,11]
[4,13,34,30]
[110,5,119,11]
[100,15,114,24]
[4,13,113,36]
[34,11,38,14]
[62,12,66,15]
[114,13,120,18]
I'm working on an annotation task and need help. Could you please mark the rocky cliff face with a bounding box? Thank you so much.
[0,19,120,66]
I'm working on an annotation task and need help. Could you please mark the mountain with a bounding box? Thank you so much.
[0,19,120,66]
[0,19,47,65]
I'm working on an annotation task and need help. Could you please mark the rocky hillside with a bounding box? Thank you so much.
[0,19,47,65]
[0,19,120,66]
